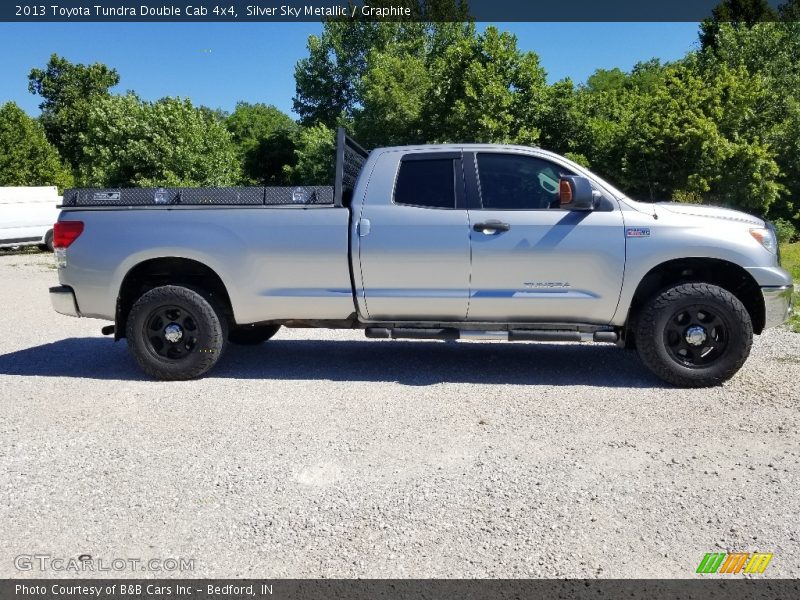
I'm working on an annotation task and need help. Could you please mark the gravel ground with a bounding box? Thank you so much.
[0,251,798,579]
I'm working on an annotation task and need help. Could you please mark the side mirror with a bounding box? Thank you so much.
[559,176,599,210]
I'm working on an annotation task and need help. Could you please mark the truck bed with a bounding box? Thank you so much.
[57,205,355,324]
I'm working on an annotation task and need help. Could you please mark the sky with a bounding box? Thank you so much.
[0,22,700,118]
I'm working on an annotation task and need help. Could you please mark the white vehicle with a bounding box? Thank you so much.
[0,186,61,251]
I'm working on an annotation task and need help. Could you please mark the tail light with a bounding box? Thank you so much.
[53,221,83,269]
[53,221,84,248]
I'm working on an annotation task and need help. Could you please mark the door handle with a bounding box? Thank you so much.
[473,220,511,234]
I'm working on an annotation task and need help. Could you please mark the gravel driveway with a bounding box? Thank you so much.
[1,252,798,578]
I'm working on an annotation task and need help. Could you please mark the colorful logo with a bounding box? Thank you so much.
[696,552,773,574]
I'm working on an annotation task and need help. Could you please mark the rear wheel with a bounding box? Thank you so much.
[635,283,752,387]
[38,229,54,252]
[126,285,227,380]
[229,324,281,345]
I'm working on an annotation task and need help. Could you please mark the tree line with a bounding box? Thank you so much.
[0,0,798,241]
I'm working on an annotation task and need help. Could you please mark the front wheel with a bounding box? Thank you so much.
[126,285,227,380]
[635,283,752,387]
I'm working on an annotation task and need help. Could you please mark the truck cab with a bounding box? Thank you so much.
[353,145,625,324]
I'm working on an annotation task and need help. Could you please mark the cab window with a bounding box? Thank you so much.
[476,153,574,210]
[394,159,456,209]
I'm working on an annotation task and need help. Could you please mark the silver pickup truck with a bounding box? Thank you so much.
[50,130,793,386]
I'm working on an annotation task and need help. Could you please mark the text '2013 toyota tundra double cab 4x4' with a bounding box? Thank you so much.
[49,129,794,386]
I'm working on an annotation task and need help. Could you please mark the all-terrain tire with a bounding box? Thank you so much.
[38,229,54,252]
[635,282,752,387]
[126,285,227,380]
[228,324,281,345]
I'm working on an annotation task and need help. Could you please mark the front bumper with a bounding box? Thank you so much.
[49,285,80,317]
[762,285,793,329]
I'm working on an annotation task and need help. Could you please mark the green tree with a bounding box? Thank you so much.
[538,79,586,157]
[297,20,549,147]
[699,0,777,50]
[0,102,73,190]
[293,1,469,128]
[294,21,386,128]
[425,26,547,144]
[356,47,431,146]
[621,60,782,213]
[226,102,298,185]
[283,123,337,185]
[352,22,474,145]
[541,65,648,188]
[699,19,800,223]
[79,94,239,187]
[585,68,627,94]
[28,54,120,170]
[780,0,800,20]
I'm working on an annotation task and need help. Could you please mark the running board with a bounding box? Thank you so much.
[365,327,618,343]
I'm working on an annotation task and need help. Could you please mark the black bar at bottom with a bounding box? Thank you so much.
[509,330,582,342]
[1,579,798,600]
[391,328,460,340]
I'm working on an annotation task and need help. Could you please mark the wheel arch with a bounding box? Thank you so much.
[115,257,233,340]
[624,258,765,339]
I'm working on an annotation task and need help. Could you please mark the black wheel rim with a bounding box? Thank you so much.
[143,304,199,361]
[663,304,729,368]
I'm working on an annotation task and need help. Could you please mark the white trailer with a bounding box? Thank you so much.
[0,186,61,251]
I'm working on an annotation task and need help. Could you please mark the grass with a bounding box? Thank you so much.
[789,292,800,333]
[779,242,800,333]
[781,242,800,281]
[0,245,46,256]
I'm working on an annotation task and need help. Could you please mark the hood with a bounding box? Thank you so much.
[652,202,765,226]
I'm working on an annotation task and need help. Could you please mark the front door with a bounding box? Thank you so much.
[465,151,625,324]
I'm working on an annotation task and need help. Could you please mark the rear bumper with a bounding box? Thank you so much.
[49,285,80,317]
[762,285,793,329]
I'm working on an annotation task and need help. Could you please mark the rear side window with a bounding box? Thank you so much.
[394,159,455,209]
[476,153,573,210]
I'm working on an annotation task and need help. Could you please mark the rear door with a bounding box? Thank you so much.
[465,151,625,323]
[356,151,471,321]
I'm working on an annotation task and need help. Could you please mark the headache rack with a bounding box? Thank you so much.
[61,128,369,209]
